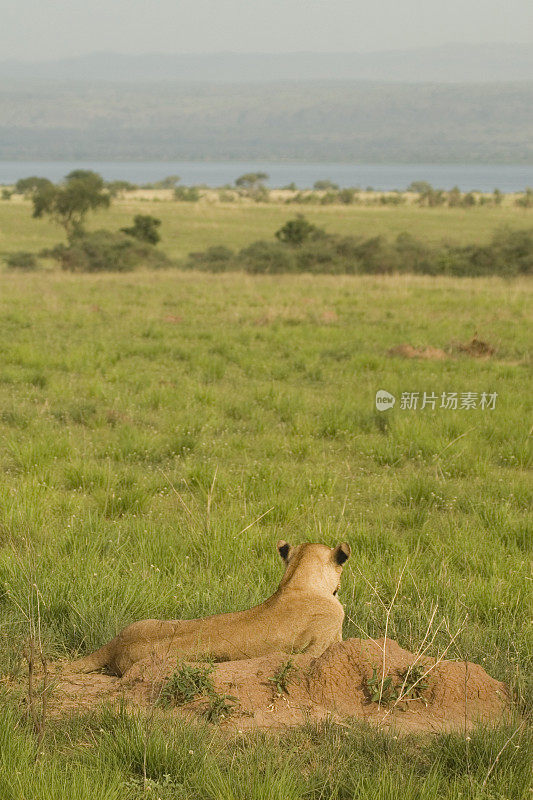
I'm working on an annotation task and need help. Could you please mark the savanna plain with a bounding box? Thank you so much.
[0,197,532,799]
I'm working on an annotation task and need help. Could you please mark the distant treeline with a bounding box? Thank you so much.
[284,184,533,208]
[187,217,533,278]
[4,171,533,277]
[5,174,533,207]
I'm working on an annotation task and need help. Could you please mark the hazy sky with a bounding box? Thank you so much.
[2,0,533,61]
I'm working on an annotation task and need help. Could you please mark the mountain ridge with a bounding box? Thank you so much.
[1,78,532,162]
[1,43,532,83]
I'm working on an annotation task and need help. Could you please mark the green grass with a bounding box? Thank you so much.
[1,705,531,800]
[157,661,216,708]
[156,660,238,721]
[268,658,295,696]
[1,196,533,261]
[0,266,531,798]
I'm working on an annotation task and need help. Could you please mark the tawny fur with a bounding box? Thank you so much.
[72,541,351,676]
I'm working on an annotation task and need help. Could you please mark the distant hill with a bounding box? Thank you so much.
[1,43,533,84]
[0,79,532,163]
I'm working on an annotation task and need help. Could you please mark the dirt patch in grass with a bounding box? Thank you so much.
[388,335,498,362]
[387,344,449,360]
[320,310,339,324]
[454,334,496,357]
[252,306,339,326]
[35,638,509,735]
[253,308,307,325]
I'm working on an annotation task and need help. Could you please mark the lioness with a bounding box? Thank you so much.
[73,540,351,676]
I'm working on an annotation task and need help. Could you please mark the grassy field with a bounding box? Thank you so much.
[1,195,533,262]
[0,246,532,794]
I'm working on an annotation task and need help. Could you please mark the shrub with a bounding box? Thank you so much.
[395,232,436,274]
[441,245,494,277]
[407,180,434,194]
[121,214,161,244]
[4,251,39,270]
[239,240,297,273]
[338,188,358,204]
[379,193,406,205]
[144,175,181,189]
[48,230,170,272]
[295,236,361,274]
[184,221,533,277]
[489,226,533,274]
[462,191,477,207]
[440,228,533,277]
[187,246,235,272]
[174,186,200,202]
[275,215,325,246]
[418,187,446,207]
[320,191,340,205]
[248,185,270,203]
[314,179,339,191]
[287,191,319,205]
[349,235,402,274]
[516,188,533,208]
[447,186,462,207]
[106,180,138,196]
[217,190,236,202]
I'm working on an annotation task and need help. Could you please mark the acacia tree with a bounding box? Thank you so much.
[234,172,270,201]
[15,176,54,196]
[313,179,339,191]
[235,172,269,191]
[32,170,110,237]
[407,181,433,195]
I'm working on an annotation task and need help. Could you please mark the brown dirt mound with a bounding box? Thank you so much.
[37,638,509,735]
[454,334,496,357]
[387,344,449,360]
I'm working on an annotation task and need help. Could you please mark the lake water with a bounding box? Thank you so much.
[1,161,532,193]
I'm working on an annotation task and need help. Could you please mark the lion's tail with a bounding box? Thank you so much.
[71,641,113,673]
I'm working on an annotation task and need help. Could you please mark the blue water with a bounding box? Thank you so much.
[1,161,532,193]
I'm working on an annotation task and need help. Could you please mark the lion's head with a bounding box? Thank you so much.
[276,540,351,595]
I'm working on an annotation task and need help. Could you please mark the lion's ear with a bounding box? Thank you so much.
[332,542,351,566]
[277,540,291,562]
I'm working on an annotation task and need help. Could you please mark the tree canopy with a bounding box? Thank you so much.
[313,179,339,191]
[15,176,54,196]
[121,214,161,245]
[275,215,324,246]
[32,170,110,237]
[235,172,268,189]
